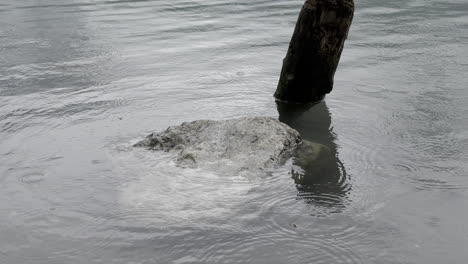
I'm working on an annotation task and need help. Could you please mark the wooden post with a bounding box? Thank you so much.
[275,0,354,103]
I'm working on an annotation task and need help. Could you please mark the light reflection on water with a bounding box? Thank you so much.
[1,0,468,263]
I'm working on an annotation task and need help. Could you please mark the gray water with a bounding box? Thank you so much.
[1,0,467,263]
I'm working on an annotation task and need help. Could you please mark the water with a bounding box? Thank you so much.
[1,0,467,263]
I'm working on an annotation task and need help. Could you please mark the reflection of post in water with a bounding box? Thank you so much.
[277,101,350,209]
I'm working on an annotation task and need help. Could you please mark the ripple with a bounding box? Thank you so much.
[355,84,387,94]
[112,145,261,223]
[50,99,127,119]
[30,208,122,260]
[109,143,367,263]
[391,153,468,191]
[408,165,468,191]
[393,162,421,173]
[0,96,128,133]
[291,164,351,209]
[191,71,237,85]
[20,173,45,184]
[257,183,351,230]
[341,138,389,171]
[413,178,468,191]
[197,230,365,264]
[1,0,467,262]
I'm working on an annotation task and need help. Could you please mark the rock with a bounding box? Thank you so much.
[294,140,332,169]
[134,117,303,174]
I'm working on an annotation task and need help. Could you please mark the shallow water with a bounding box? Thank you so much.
[1,0,467,263]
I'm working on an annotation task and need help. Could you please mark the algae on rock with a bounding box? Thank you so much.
[135,117,303,174]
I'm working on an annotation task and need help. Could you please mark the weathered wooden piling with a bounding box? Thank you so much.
[275,0,354,103]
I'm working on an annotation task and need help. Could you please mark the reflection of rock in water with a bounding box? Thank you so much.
[277,101,350,210]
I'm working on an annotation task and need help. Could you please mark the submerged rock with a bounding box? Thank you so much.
[134,117,303,173]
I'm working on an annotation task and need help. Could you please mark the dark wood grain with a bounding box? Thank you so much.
[275,0,354,103]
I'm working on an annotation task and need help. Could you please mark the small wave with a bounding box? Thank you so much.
[196,229,365,264]
[191,71,237,85]
[355,84,387,94]
[20,173,45,184]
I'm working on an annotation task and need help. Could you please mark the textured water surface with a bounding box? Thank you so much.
[1,0,467,263]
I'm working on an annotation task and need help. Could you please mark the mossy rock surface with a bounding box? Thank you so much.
[135,117,303,174]
[294,140,332,168]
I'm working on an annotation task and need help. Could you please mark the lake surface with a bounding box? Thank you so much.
[1,0,467,263]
